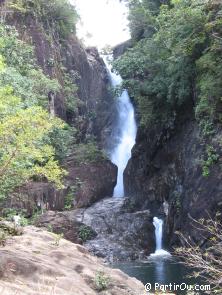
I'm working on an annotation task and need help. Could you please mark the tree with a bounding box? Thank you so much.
[175,216,222,293]
[0,58,66,199]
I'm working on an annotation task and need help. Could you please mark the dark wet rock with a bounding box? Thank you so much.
[124,115,222,247]
[113,40,132,59]
[74,198,155,262]
[66,159,118,208]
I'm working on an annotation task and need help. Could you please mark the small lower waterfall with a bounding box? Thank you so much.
[153,217,163,251]
[151,217,171,257]
[105,57,137,198]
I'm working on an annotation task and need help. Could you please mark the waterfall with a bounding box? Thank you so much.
[105,57,137,198]
[153,217,163,251]
[150,217,171,257]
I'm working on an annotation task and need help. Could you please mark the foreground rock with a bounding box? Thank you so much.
[74,198,155,262]
[0,226,144,295]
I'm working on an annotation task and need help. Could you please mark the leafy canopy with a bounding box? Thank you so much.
[114,0,222,130]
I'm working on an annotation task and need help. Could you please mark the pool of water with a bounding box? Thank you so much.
[112,256,202,294]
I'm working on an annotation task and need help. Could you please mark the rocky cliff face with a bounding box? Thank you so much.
[6,13,116,145]
[124,111,222,247]
[0,4,118,213]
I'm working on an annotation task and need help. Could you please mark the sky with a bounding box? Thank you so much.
[71,0,130,49]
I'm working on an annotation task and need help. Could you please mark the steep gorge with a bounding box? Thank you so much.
[124,109,222,246]
[113,0,222,249]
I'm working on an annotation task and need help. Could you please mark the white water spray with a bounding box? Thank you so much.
[105,58,137,198]
[151,217,171,257]
[153,217,163,251]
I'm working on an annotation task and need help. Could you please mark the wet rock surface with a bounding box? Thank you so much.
[124,117,222,247]
[74,197,155,262]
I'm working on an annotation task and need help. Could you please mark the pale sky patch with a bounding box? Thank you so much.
[71,0,130,49]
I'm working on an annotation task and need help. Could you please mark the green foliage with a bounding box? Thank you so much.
[115,0,222,174]
[0,24,61,108]
[47,124,76,162]
[195,50,222,127]
[64,186,76,210]
[0,24,67,199]
[64,193,73,210]
[64,178,84,210]
[0,230,7,246]
[74,141,106,164]
[53,233,64,246]
[47,224,53,232]
[29,210,42,225]
[0,23,78,164]
[63,72,79,114]
[115,0,222,130]
[0,89,66,198]
[2,208,29,226]
[201,145,219,177]
[128,0,163,41]
[0,68,60,108]
[94,271,110,291]
[78,225,94,242]
[114,0,207,128]
[8,0,79,39]
[0,25,35,74]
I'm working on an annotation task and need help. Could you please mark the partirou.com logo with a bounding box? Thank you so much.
[144,282,211,293]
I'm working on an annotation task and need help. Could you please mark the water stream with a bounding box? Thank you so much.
[151,217,171,257]
[112,217,197,294]
[103,60,199,293]
[105,58,137,197]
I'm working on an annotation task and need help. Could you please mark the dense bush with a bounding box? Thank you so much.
[114,0,222,131]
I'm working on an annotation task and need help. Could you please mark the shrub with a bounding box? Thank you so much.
[175,216,222,294]
[94,271,110,291]
[73,141,106,164]
[64,186,76,210]
[201,145,219,177]
[78,225,94,242]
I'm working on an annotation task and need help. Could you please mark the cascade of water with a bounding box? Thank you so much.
[153,217,163,251]
[150,217,171,257]
[104,57,137,198]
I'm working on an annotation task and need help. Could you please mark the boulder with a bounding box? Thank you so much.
[74,197,155,262]
[34,211,84,244]
[67,159,117,208]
